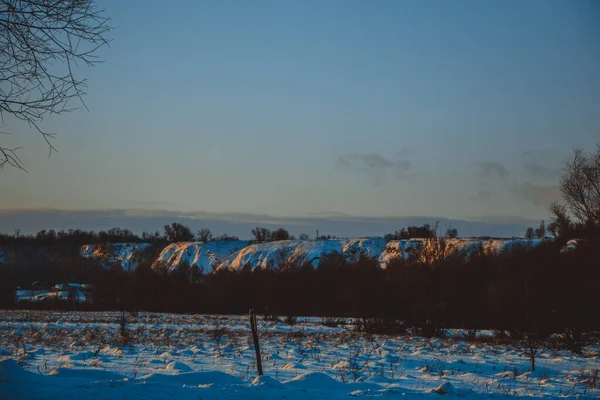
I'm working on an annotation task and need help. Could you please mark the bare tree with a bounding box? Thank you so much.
[251,226,271,243]
[197,229,213,244]
[534,220,545,239]
[556,145,600,226]
[525,331,539,372]
[548,203,572,238]
[445,227,458,238]
[163,223,194,242]
[0,0,110,170]
[270,227,290,241]
[525,227,535,240]
[413,222,453,265]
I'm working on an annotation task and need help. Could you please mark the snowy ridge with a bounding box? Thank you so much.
[379,238,544,268]
[80,243,153,272]
[217,238,387,271]
[151,241,250,274]
[78,238,549,273]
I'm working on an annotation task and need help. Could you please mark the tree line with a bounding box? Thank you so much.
[0,222,341,246]
[3,231,598,343]
[0,222,404,246]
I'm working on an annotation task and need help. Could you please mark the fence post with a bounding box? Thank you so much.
[249,309,263,376]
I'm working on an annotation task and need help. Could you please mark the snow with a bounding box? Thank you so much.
[561,239,580,253]
[1,311,598,399]
[152,241,250,274]
[379,238,544,268]
[6,238,560,276]
[217,238,387,271]
[15,289,87,303]
[219,238,547,271]
[80,243,153,272]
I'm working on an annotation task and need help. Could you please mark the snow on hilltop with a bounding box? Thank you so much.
[80,243,153,272]
[75,238,549,273]
[379,238,544,268]
[151,241,250,274]
[217,238,387,271]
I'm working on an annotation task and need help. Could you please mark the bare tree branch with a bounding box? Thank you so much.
[555,145,600,228]
[0,0,110,170]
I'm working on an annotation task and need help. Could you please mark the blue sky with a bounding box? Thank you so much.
[1,0,599,237]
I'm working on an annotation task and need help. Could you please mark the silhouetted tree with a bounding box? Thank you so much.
[549,203,573,239]
[385,224,436,241]
[546,222,559,238]
[213,233,240,241]
[446,228,459,238]
[271,228,291,241]
[163,223,194,242]
[252,227,271,243]
[556,145,600,226]
[197,229,213,244]
[534,220,546,239]
[142,231,163,242]
[525,227,535,240]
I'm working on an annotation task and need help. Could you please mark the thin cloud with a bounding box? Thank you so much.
[472,188,492,202]
[520,182,560,206]
[133,201,175,206]
[523,163,561,181]
[335,156,350,168]
[337,152,412,184]
[477,161,509,179]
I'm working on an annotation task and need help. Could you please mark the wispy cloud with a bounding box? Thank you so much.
[337,152,412,184]
[133,201,175,206]
[477,161,509,179]
[523,163,561,181]
[519,182,560,206]
[472,188,492,202]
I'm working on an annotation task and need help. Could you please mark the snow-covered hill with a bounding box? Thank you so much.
[75,238,548,273]
[80,243,155,272]
[216,238,387,271]
[378,238,543,268]
[151,241,250,274]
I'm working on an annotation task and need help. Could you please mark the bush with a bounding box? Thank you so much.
[409,320,447,338]
[321,317,346,328]
[354,318,406,335]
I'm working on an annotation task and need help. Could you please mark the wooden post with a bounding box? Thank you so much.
[249,309,263,376]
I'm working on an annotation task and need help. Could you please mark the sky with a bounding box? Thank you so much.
[1,0,599,238]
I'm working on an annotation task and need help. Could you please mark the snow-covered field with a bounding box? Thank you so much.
[1,311,598,399]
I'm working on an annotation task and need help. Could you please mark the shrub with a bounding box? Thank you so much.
[354,318,406,335]
[321,317,346,328]
[409,320,447,338]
